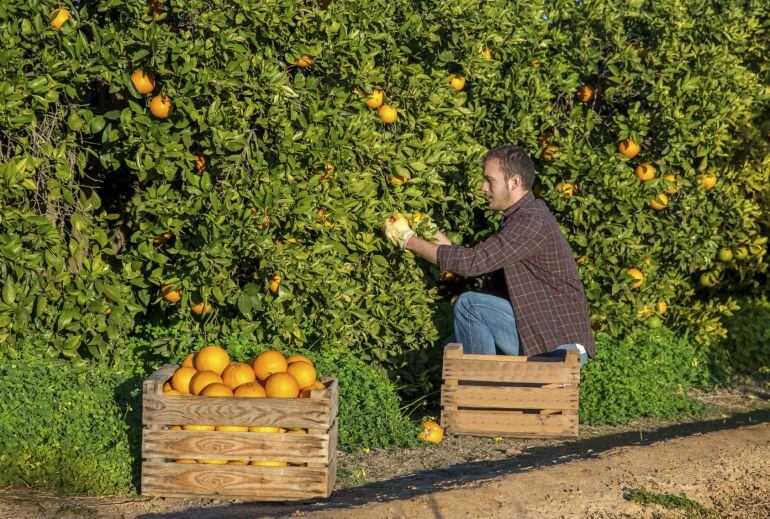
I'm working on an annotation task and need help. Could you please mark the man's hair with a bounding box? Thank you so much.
[483,144,535,191]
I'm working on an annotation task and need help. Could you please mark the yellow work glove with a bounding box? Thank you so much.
[383,212,415,250]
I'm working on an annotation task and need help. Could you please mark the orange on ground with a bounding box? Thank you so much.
[171,366,197,394]
[419,420,444,443]
[182,352,195,368]
[162,284,181,302]
[149,95,172,119]
[215,425,248,432]
[286,361,317,389]
[182,424,215,431]
[253,350,288,381]
[222,362,257,389]
[201,382,234,397]
[287,354,313,365]
[265,372,300,398]
[189,370,224,396]
[248,426,285,433]
[233,382,266,398]
[195,345,230,375]
[378,104,397,124]
[130,70,155,94]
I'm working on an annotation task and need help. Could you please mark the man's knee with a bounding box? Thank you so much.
[454,292,481,320]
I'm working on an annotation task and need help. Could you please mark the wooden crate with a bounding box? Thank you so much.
[440,343,579,438]
[141,364,338,501]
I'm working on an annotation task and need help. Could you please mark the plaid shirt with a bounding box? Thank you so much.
[437,192,596,357]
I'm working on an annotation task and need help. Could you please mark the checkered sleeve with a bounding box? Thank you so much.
[436,214,547,277]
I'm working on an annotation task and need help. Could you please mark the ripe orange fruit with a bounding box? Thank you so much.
[182,352,195,368]
[700,172,717,190]
[657,300,668,315]
[149,95,172,119]
[448,74,466,91]
[650,193,669,211]
[194,154,208,172]
[481,47,491,60]
[169,425,182,431]
[287,354,313,365]
[234,382,266,398]
[418,420,444,443]
[163,381,172,391]
[575,85,594,103]
[228,460,248,465]
[50,8,71,29]
[269,275,281,293]
[171,366,197,394]
[663,174,679,194]
[555,182,574,197]
[248,426,285,433]
[195,345,230,375]
[286,361,316,389]
[253,351,288,381]
[300,380,326,398]
[201,382,234,397]
[295,55,313,68]
[182,424,215,431]
[199,459,228,464]
[189,370,224,395]
[286,428,307,434]
[222,362,257,389]
[265,372,300,398]
[626,268,644,289]
[250,460,288,466]
[390,175,407,186]
[364,88,385,108]
[635,163,655,181]
[176,459,197,463]
[618,138,640,158]
[162,284,181,302]
[164,389,183,396]
[378,104,398,124]
[130,70,155,95]
[153,232,172,244]
[215,425,248,432]
[543,146,558,164]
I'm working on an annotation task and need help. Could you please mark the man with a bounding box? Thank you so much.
[384,144,595,366]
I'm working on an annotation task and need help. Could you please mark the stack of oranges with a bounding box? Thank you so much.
[162,345,325,465]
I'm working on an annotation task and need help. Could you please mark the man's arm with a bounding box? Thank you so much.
[405,236,441,264]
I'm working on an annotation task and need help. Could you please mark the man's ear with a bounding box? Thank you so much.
[507,174,519,192]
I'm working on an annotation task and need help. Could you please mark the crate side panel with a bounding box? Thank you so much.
[441,385,578,410]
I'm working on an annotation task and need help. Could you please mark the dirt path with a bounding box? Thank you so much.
[1,405,768,519]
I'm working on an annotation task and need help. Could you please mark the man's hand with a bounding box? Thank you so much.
[410,212,452,245]
[383,212,415,250]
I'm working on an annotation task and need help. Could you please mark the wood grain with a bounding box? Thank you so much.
[441,384,578,410]
[443,357,578,384]
[442,409,578,438]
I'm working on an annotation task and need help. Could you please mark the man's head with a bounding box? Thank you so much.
[481,145,535,211]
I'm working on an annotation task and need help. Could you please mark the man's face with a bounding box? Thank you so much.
[482,158,516,211]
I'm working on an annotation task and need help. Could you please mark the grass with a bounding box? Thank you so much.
[625,487,717,517]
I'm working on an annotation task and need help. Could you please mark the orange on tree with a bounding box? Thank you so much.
[635,163,655,181]
[191,301,212,316]
[149,95,172,119]
[626,268,645,289]
[364,88,385,108]
[161,284,181,302]
[287,354,313,365]
[650,193,668,211]
[575,84,594,103]
[700,172,717,190]
[543,146,558,164]
[734,246,749,261]
[286,361,317,389]
[182,424,215,431]
[378,104,398,123]
[182,352,195,368]
[718,248,733,263]
[189,370,224,395]
[657,300,668,315]
[233,382,266,398]
[222,362,257,389]
[418,420,444,443]
[171,366,197,394]
[50,8,71,30]
[699,271,718,288]
[269,275,281,293]
[194,154,208,172]
[253,350,288,380]
[481,47,491,60]
[448,73,466,91]
[215,425,248,432]
[618,138,640,158]
[555,182,574,197]
[264,372,300,398]
[130,70,155,94]
[663,174,679,194]
[195,345,230,374]
[153,232,172,244]
[295,55,313,68]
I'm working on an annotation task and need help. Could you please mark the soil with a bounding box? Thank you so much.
[1,383,768,519]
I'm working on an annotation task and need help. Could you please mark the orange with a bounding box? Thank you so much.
[618,138,640,158]
[171,366,197,394]
[364,88,385,108]
[189,370,224,395]
[162,284,181,302]
[215,425,248,432]
[657,300,668,315]
[575,85,594,103]
[191,301,212,315]
[390,175,407,186]
[269,275,281,293]
[650,193,668,211]
[50,8,71,29]
[182,424,215,431]
[543,146,558,164]
[663,174,679,194]
[286,428,307,434]
[176,459,197,463]
[199,459,228,464]
[378,104,397,124]
[130,70,155,95]
[555,182,574,197]
[194,154,208,172]
[700,172,717,190]
[195,345,230,375]
[228,460,248,465]
[295,55,313,68]
[635,163,655,181]
[481,47,491,60]
[265,372,300,398]
[222,362,257,389]
[169,425,182,431]
[286,361,316,389]
[626,268,644,289]
[418,420,444,443]
[448,74,466,91]
[233,382,266,398]
[164,389,183,396]
[149,95,172,119]
[163,381,172,391]
[250,460,288,466]
[253,350,288,381]
[182,352,195,368]
[286,354,313,365]
[248,426,285,433]
[201,382,234,397]
[153,231,172,244]
[300,380,326,398]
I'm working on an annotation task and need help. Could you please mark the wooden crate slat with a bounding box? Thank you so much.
[143,394,332,428]
[441,384,578,410]
[442,409,578,438]
[141,462,329,498]
[144,364,178,394]
[325,449,338,496]
[142,430,330,463]
[443,357,578,384]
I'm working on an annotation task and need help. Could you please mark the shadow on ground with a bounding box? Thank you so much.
[136,408,770,518]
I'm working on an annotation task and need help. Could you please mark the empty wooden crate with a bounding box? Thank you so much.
[440,343,580,438]
[141,364,338,501]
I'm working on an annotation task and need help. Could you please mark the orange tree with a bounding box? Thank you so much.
[1,0,768,394]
